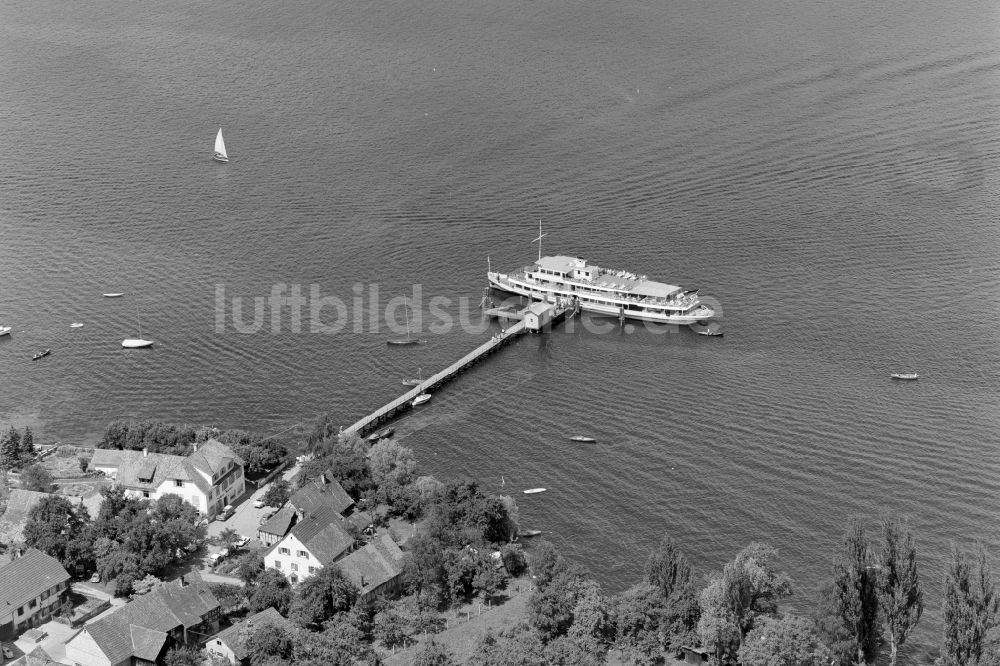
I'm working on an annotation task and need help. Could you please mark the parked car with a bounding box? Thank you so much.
[90,572,100,583]
[216,505,234,521]
[209,549,229,564]
[234,535,250,548]
[253,498,265,509]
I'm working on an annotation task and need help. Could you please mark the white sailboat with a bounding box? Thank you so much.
[213,128,229,163]
[387,297,421,345]
[122,303,154,348]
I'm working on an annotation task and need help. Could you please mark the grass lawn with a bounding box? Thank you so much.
[381,577,534,665]
[40,448,90,478]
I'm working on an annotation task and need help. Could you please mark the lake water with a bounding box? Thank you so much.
[1,0,998,654]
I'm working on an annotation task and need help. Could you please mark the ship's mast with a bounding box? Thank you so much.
[532,219,547,261]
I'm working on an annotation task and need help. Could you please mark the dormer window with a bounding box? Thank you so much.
[175,480,184,487]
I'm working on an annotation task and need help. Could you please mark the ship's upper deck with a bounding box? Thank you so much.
[530,255,684,300]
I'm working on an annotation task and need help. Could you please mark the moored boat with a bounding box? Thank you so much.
[569,435,596,442]
[367,427,395,442]
[388,296,421,345]
[103,293,124,298]
[412,393,431,406]
[488,242,713,325]
[32,349,51,360]
[70,323,84,328]
[0,326,11,337]
[523,488,546,494]
[123,302,153,348]
[891,373,919,380]
[520,529,542,538]
[690,321,723,336]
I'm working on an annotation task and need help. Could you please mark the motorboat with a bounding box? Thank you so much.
[0,326,10,337]
[569,435,596,443]
[412,393,431,406]
[70,323,84,328]
[890,373,919,380]
[520,530,542,538]
[690,321,723,336]
[523,488,546,494]
[367,427,394,442]
[32,349,51,360]
[103,293,124,298]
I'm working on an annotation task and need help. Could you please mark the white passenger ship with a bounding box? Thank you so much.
[488,255,714,325]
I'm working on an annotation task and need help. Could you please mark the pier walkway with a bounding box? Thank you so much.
[344,302,576,437]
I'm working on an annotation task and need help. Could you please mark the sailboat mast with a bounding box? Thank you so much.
[533,219,547,261]
[404,297,411,340]
[136,303,142,338]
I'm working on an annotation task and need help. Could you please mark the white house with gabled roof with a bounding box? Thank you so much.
[90,439,245,518]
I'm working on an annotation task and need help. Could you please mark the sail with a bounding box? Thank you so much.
[214,128,227,158]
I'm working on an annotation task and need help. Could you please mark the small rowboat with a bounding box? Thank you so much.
[103,293,124,298]
[367,428,394,442]
[32,349,51,360]
[70,323,84,328]
[569,435,596,443]
[891,373,918,380]
[520,529,542,538]
[0,326,11,337]
[523,488,546,494]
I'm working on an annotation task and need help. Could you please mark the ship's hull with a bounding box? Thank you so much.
[488,273,713,325]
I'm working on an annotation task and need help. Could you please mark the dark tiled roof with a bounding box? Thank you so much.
[79,577,219,664]
[129,625,168,662]
[9,646,60,666]
[211,606,288,661]
[336,534,404,596]
[290,472,354,515]
[289,506,354,562]
[0,549,70,612]
[258,505,297,537]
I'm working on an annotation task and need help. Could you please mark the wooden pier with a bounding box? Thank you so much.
[344,302,577,437]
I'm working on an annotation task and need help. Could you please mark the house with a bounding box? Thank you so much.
[0,549,71,639]
[256,505,297,546]
[9,646,63,666]
[0,490,102,547]
[336,534,405,603]
[64,576,219,666]
[263,506,354,584]
[206,607,290,665]
[681,646,710,663]
[90,439,245,518]
[523,301,554,331]
[288,471,354,517]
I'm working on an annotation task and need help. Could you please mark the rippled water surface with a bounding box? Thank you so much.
[1,0,998,653]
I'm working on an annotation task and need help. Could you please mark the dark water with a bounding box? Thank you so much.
[1,0,998,653]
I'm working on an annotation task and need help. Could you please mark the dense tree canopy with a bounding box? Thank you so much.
[737,615,833,666]
[20,463,55,492]
[23,495,93,572]
[289,566,358,628]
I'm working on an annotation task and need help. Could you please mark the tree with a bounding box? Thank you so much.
[530,540,567,590]
[567,579,611,657]
[20,464,55,492]
[615,583,667,665]
[217,528,242,551]
[645,538,701,656]
[0,426,22,469]
[414,640,456,666]
[236,550,265,586]
[717,542,792,649]
[941,543,1000,666]
[373,607,409,649]
[501,543,528,576]
[248,568,293,615]
[737,615,833,666]
[262,479,291,508]
[19,426,35,463]
[244,620,294,665]
[468,625,547,666]
[877,516,923,666]
[697,577,740,666]
[833,519,882,665]
[369,439,416,489]
[813,582,856,666]
[23,495,94,572]
[162,645,202,666]
[402,535,448,608]
[289,565,358,628]
[78,456,89,473]
[528,567,588,642]
[208,582,245,614]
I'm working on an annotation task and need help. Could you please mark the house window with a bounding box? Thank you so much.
[17,608,23,617]
[29,599,36,609]
[175,480,184,487]
[290,574,298,583]
[274,561,281,569]
[308,566,316,574]
[279,547,290,555]
[143,491,150,498]
[216,640,222,646]
[297,550,307,558]
[291,563,298,571]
